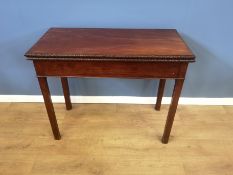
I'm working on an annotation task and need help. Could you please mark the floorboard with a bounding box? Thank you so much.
[0,103,232,175]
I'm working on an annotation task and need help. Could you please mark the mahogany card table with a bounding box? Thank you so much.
[25,28,195,144]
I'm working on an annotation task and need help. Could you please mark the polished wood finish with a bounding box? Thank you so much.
[33,60,188,78]
[155,79,166,111]
[1,103,233,174]
[25,28,195,62]
[25,28,195,143]
[37,77,61,140]
[61,77,72,110]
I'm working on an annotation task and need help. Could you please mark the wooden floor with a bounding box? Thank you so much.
[0,103,233,175]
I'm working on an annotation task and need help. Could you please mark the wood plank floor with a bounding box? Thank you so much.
[0,103,233,175]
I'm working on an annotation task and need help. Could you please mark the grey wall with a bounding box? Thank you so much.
[0,0,233,97]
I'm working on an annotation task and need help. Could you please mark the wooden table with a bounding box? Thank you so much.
[25,28,195,144]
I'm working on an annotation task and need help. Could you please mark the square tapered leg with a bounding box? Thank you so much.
[155,79,166,111]
[61,77,72,110]
[38,77,61,140]
[162,79,184,144]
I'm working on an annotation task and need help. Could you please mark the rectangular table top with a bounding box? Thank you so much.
[25,28,195,62]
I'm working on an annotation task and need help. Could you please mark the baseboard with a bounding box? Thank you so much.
[0,95,233,105]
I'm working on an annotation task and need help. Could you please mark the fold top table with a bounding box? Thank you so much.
[25,28,195,62]
[24,28,195,144]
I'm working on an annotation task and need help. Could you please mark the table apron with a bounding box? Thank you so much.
[33,60,188,79]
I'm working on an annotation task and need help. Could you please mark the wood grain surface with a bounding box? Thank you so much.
[25,28,195,62]
[0,103,233,175]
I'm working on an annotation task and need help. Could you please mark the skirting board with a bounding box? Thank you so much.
[0,95,233,105]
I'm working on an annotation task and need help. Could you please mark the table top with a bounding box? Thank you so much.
[25,28,195,62]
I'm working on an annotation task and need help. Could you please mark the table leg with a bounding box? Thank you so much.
[161,79,184,144]
[155,79,166,111]
[38,77,61,140]
[61,77,72,110]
